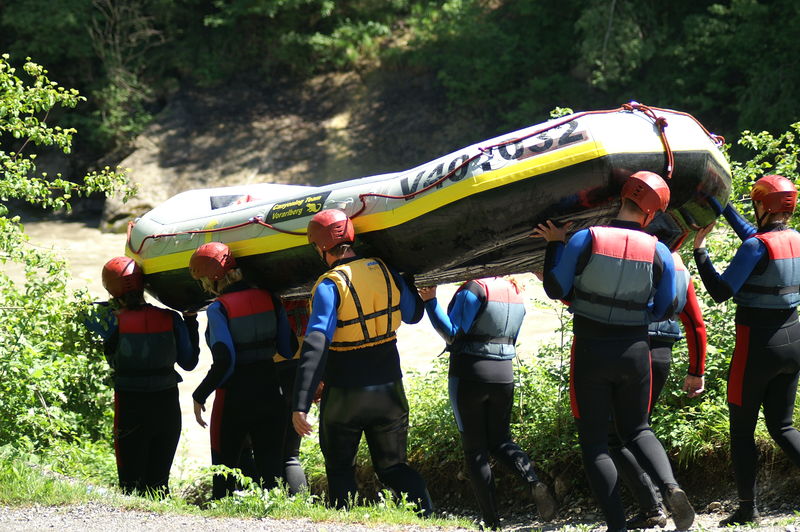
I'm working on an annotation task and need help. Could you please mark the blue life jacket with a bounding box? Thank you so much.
[734,230,800,309]
[217,288,278,365]
[450,277,526,360]
[571,226,657,326]
[115,304,178,392]
[649,252,690,340]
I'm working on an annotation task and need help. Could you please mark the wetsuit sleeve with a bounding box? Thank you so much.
[677,280,707,376]
[424,287,482,345]
[542,229,592,299]
[650,243,676,322]
[292,280,338,412]
[192,342,233,405]
[172,312,200,371]
[390,268,425,324]
[102,316,120,369]
[192,301,236,405]
[722,203,757,240]
[694,237,766,303]
[274,301,298,359]
[82,302,117,340]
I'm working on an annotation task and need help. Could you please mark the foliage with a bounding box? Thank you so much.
[3,0,800,157]
[0,54,132,449]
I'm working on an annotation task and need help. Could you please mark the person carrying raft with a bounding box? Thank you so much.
[418,277,557,529]
[91,256,199,496]
[532,171,695,532]
[608,221,707,529]
[189,242,296,499]
[291,208,434,515]
[693,174,800,526]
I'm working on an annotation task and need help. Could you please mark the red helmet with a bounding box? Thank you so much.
[102,257,144,298]
[189,242,237,281]
[307,209,355,252]
[621,171,671,216]
[751,174,797,213]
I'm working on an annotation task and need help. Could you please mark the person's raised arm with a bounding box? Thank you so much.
[419,283,481,345]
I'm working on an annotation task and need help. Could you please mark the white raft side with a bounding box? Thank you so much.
[128,115,597,272]
[588,109,729,173]
[143,183,311,225]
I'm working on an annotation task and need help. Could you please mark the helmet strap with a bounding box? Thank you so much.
[754,202,769,229]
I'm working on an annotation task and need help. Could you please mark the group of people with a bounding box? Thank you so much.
[90,169,800,532]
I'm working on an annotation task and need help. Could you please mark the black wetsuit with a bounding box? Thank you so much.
[425,278,538,527]
[292,256,433,514]
[695,222,800,503]
[276,358,308,493]
[103,306,199,495]
[542,221,681,530]
[193,282,296,499]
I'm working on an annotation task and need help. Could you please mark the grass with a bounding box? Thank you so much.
[0,448,475,529]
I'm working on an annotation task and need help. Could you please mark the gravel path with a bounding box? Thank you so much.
[0,503,798,532]
[0,502,467,532]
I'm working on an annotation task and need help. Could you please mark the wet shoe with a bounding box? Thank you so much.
[626,506,667,529]
[719,505,759,527]
[664,486,694,530]
[531,481,557,521]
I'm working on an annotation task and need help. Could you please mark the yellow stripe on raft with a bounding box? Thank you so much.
[137,140,608,275]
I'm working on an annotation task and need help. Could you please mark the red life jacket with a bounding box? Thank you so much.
[735,229,800,309]
[217,288,278,365]
[571,226,657,326]
[115,304,178,392]
[450,277,526,360]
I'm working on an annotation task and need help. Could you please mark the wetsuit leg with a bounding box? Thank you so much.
[365,381,433,516]
[613,344,678,495]
[277,361,308,493]
[318,385,364,508]
[209,388,248,499]
[728,324,770,501]
[571,336,626,530]
[114,390,148,494]
[762,321,800,468]
[142,387,181,495]
[248,384,287,490]
[730,322,800,501]
[450,376,499,526]
[609,344,671,511]
[486,382,540,484]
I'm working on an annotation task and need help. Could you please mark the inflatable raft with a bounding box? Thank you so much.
[126,102,732,311]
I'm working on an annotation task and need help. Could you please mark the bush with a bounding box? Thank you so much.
[0,53,131,450]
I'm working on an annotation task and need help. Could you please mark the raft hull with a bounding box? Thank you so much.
[128,106,731,310]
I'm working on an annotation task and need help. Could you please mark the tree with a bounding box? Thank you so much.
[0,53,133,448]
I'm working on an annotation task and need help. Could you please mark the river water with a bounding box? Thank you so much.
[15,216,562,483]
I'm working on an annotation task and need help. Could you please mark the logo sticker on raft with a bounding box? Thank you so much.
[265,191,332,223]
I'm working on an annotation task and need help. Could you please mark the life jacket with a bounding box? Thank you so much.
[217,288,278,365]
[649,252,690,340]
[313,257,401,351]
[115,304,178,392]
[571,226,657,326]
[734,230,800,309]
[450,277,526,360]
[274,297,309,362]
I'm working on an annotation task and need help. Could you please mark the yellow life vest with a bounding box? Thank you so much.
[313,257,402,351]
